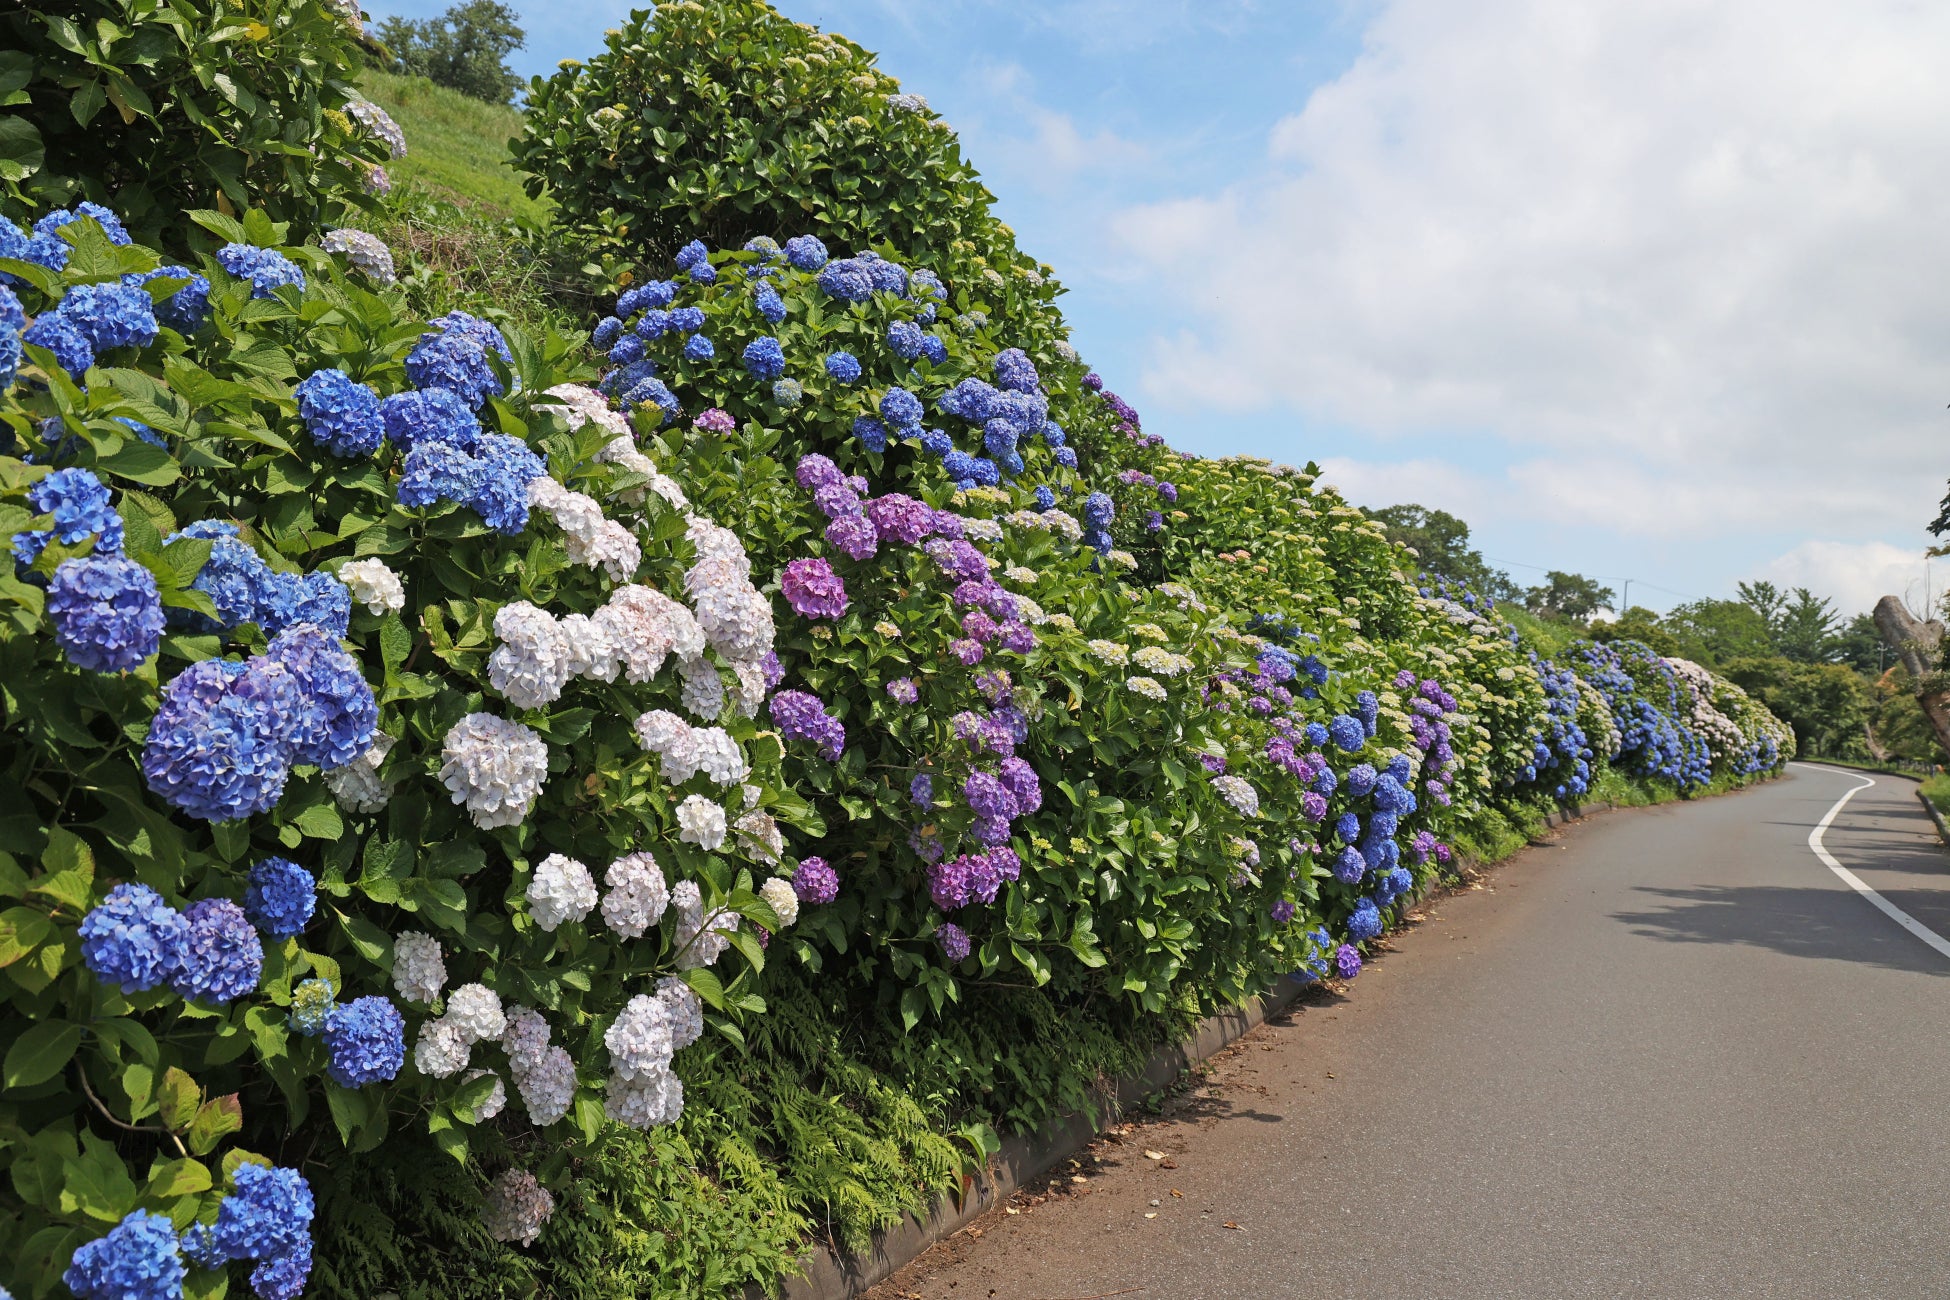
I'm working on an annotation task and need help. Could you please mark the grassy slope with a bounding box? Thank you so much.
[356,68,547,223]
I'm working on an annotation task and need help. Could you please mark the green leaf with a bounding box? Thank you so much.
[63,1134,140,1223]
[0,906,53,966]
[293,802,342,840]
[157,1066,200,1130]
[143,1157,214,1199]
[94,439,180,486]
[0,116,44,182]
[678,966,726,1011]
[4,1020,82,1090]
[185,1093,243,1156]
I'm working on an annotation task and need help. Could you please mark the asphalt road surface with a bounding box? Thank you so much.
[865,765,1950,1300]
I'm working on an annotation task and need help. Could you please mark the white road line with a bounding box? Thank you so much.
[1792,762,1950,962]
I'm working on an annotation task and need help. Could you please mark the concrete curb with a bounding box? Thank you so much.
[1917,790,1950,849]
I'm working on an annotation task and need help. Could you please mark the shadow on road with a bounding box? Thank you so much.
[1613,884,1950,977]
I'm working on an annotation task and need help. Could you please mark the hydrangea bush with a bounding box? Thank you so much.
[0,207,821,1298]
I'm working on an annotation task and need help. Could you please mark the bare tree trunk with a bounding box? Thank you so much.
[1873,595,1950,757]
[1863,721,1891,762]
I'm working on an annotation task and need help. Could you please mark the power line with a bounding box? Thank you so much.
[1482,556,1705,604]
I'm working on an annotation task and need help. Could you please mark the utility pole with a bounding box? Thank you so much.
[1620,579,1632,614]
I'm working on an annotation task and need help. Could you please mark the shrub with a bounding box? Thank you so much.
[377,2,527,108]
[0,0,396,246]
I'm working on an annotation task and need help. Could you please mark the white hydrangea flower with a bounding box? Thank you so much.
[337,557,404,614]
[392,930,446,1004]
[500,1006,552,1073]
[482,1169,554,1247]
[594,437,658,504]
[489,601,573,710]
[557,612,621,682]
[962,517,1003,543]
[414,1019,472,1078]
[325,732,396,814]
[1156,582,1207,612]
[735,810,783,864]
[567,518,641,582]
[675,795,727,851]
[634,709,702,782]
[691,727,748,785]
[1213,774,1260,818]
[1046,613,1077,633]
[511,1044,576,1126]
[1014,595,1047,626]
[1043,510,1083,540]
[1003,566,1038,585]
[444,983,507,1044]
[464,1068,508,1121]
[1126,675,1167,700]
[601,851,669,938]
[1132,645,1194,677]
[670,879,736,968]
[540,383,632,442]
[604,993,674,1081]
[729,657,770,718]
[684,516,773,665]
[320,228,397,286]
[605,1063,684,1130]
[526,854,598,932]
[678,654,725,721]
[657,975,704,1050]
[595,584,704,682]
[759,877,800,929]
[439,713,548,829]
[1002,509,1043,530]
[1108,550,1138,571]
[1088,640,1129,665]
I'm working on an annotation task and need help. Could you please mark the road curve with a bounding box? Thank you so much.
[864,766,1950,1300]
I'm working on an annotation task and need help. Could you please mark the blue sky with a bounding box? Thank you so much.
[366,0,1950,619]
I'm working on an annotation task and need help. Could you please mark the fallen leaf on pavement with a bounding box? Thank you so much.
[1170,1189,1183,1197]
[1223,1221,1242,1230]
[1143,1150,1166,1161]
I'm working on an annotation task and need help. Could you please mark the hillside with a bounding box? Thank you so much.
[356,67,547,223]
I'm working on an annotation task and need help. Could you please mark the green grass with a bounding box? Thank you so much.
[356,68,546,223]
[1921,772,1950,806]
[1501,605,1578,657]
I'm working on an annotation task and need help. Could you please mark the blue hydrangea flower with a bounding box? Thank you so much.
[621,375,680,415]
[180,1222,227,1271]
[1345,763,1377,797]
[607,334,645,366]
[910,268,946,301]
[1305,721,1329,747]
[1033,485,1055,511]
[858,252,908,295]
[1331,846,1366,884]
[591,316,624,349]
[398,440,479,511]
[938,377,997,423]
[1328,715,1366,753]
[37,201,131,246]
[217,244,306,298]
[56,282,157,351]
[295,369,384,457]
[258,571,352,641]
[141,656,299,821]
[267,623,376,769]
[0,284,21,388]
[1041,421,1065,448]
[251,1243,312,1300]
[22,311,94,376]
[214,1163,314,1265]
[466,434,545,534]
[742,336,786,379]
[322,995,405,1086]
[405,312,509,408]
[784,234,829,269]
[754,282,787,323]
[942,450,976,480]
[969,457,1001,487]
[1355,689,1380,737]
[887,320,925,360]
[1334,811,1361,844]
[853,416,887,452]
[63,1210,186,1300]
[1082,492,1115,529]
[244,857,316,938]
[993,348,1039,394]
[910,773,934,805]
[919,334,947,365]
[379,386,480,453]
[825,351,862,383]
[982,419,1018,458]
[674,239,709,272]
[683,334,715,361]
[124,265,213,334]
[879,387,922,430]
[633,309,669,339]
[48,555,164,672]
[25,467,125,553]
[80,883,188,994]
[1347,898,1384,943]
[1053,447,1078,468]
[171,898,262,1004]
[815,258,875,302]
[919,428,953,456]
[289,978,334,1037]
[667,306,704,333]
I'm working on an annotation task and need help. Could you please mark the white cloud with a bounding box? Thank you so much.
[1760,539,1938,619]
[1108,0,1950,545]
[956,61,1153,196]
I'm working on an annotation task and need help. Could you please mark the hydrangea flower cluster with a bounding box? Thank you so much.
[767,690,846,761]
[438,712,550,829]
[482,1168,555,1247]
[166,520,351,638]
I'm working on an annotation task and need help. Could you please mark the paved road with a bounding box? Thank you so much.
[866,765,1950,1300]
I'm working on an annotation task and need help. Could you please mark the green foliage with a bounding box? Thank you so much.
[1721,657,1871,755]
[377,2,527,108]
[1361,502,1519,600]
[1522,569,1613,622]
[513,0,1066,342]
[355,68,546,222]
[0,0,389,245]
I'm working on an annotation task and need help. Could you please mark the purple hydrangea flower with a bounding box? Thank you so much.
[887,677,920,704]
[171,898,263,1004]
[909,773,934,805]
[695,407,736,433]
[963,770,1018,821]
[1271,900,1297,923]
[936,922,972,963]
[769,689,845,760]
[865,493,933,545]
[780,557,847,620]
[1334,944,1362,979]
[825,513,879,560]
[792,856,839,904]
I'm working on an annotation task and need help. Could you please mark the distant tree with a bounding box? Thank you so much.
[1736,579,1786,633]
[1661,598,1774,666]
[1362,503,1520,599]
[1832,611,1889,676]
[1588,605,1680,656]
[1722,657,1872,756]
[378,1,524,105]
[1523,570,1614,623]
[1774,587,1842,663]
